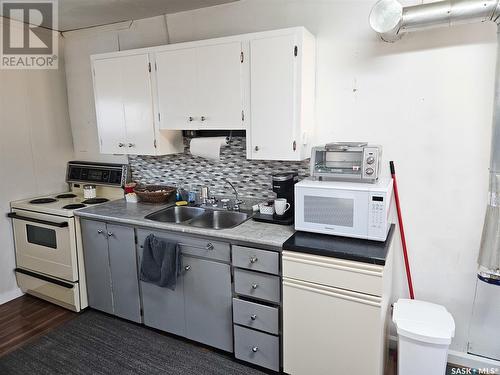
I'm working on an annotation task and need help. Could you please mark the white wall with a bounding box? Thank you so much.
[0,20,74,304]
[61,0,497,360]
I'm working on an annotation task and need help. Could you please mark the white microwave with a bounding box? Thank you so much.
[295,177,394,241]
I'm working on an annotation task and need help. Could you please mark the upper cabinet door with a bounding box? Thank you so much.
[156,48,198,130]
[120,54,156,155]
[92,57,128,154]
[92,53,157,155]
[196,42,245,130]
[249,35,297,161]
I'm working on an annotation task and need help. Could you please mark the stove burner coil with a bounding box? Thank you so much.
[82,198,109,204]
[63,204,86,210]
[56,194,78,199]
[29,198,57,204]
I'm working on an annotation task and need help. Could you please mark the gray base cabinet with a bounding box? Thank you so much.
[183,255,232,352]
[81,219,141,323]
[82,221,282,371]
[140,273,186,337]
[136,228,233,353]
[81,220,113,314]
[231,245,282,372]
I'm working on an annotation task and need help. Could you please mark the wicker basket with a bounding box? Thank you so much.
[133,185,176,204]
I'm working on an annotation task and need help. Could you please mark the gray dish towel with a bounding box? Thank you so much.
[140,234,181,290]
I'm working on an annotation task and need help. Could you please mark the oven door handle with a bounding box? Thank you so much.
[7,212,69,228]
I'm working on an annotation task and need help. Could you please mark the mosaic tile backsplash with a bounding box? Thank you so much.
[128,137,310,199]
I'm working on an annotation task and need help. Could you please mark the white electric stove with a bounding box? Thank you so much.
[9,161,130,312]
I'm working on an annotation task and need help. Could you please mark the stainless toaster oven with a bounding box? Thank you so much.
[310,142,382,183]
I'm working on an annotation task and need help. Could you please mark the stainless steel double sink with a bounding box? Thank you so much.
[145,205,252,230]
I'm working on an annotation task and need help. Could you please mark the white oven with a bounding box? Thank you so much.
[9,209,78,282]
[294,178,394,241]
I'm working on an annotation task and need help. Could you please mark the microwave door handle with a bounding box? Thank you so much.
[7,213,69,228]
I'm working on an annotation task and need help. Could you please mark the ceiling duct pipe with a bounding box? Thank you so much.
[370,0,500,279]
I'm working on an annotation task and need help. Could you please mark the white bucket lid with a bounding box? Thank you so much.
[393,299,455,345]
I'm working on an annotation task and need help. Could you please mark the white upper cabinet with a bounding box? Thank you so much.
[156,41,246,130]
[91,53,183,156]
[90,27,315,160]
[155,48,198,130]
[248,29,316,161]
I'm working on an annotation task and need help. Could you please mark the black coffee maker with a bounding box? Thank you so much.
[253,172,299,226]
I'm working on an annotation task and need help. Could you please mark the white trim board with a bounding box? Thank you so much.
[0,288,23,306]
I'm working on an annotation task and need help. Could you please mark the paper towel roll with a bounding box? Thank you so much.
[189,137,228,161]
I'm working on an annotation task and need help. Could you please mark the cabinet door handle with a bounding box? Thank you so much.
[201,116,206,122]
[251,283,259,290]
[107,232,113,237]
[97,229,103,234]
[250,314,257,321]
[184,265,191,271]
[188,116,194,122]
[128,143,135,148]
[249,256,258,264]
[118,143,125,148]
[206,243,214,251]
[252,347,259,353]
[254,146,259,152]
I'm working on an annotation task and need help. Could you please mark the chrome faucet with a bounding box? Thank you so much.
[224,178,243,210]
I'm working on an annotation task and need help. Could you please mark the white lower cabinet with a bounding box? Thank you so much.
[282,250,393,375]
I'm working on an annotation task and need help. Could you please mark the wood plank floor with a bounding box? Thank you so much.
[0,295,76,358]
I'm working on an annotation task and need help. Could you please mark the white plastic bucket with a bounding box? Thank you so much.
[393,299,455,375]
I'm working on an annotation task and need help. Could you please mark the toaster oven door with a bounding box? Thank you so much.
[295,187,369,239]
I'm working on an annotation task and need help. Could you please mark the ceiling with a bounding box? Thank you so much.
[2,0,238,31]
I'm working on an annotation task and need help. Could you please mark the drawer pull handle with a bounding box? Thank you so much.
[97,229,103,234]
[107,232,114,237]
[184,265,191,271]
[206,243,214,251]
[249,256,258,264]
[252,347,259,353]
[251,283,259,290]
[250,314,257,321]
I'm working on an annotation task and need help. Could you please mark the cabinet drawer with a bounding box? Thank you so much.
[233,298,279,335]
[234,325,279,372]
[234,269,280,303]
[136,228,230,262]
[282,251,385,297]
[232,246,279,275]
[16,271,80,312]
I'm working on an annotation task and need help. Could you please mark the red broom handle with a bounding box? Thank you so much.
[390,161,415,300]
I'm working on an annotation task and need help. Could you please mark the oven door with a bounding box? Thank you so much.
[9,209,78,282]
[295,186,369,239]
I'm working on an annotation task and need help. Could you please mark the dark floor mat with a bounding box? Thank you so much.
[0,309,266,375]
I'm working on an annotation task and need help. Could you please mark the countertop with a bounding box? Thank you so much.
[283,224,396,266]
[75,199,295,250]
